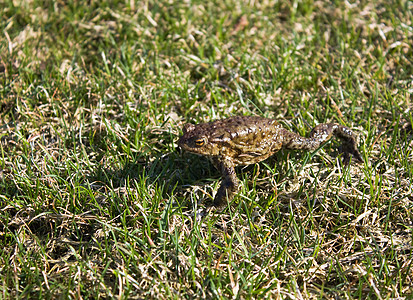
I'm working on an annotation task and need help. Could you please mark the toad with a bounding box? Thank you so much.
[178,116,362,207]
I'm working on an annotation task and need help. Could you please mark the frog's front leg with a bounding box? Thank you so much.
[211,157,239,207]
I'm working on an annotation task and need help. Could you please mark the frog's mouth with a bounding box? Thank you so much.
[177,137,193,154]
[177,136,189,151]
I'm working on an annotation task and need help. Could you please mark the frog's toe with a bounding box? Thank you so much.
[341,144,363,164]
[212,195,227,208]
[353,150,363,163]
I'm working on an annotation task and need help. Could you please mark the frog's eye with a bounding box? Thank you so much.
[194,138,205,147]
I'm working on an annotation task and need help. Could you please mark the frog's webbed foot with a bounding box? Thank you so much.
[304,123,363,164]
[211,157,239,208]
[340,140,363,164]
[335,125,363,164]
[282,123,363,164]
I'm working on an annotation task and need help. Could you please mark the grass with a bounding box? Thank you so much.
[0,0,412,298]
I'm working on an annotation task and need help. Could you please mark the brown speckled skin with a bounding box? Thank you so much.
[178,116,362,207]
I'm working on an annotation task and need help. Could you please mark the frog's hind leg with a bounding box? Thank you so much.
[281,124,363,163]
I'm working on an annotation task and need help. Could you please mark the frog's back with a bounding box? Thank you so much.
[209,116,280,140]
[178,116,285,165]
[206,116,283,165]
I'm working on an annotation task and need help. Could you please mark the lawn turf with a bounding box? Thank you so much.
[0,0,412,298]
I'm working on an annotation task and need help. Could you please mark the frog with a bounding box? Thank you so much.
[178,116,363,208]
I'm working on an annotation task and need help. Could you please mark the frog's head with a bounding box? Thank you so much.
[178,123,220,156]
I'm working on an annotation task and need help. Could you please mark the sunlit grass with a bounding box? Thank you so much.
[0,0,412,298]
